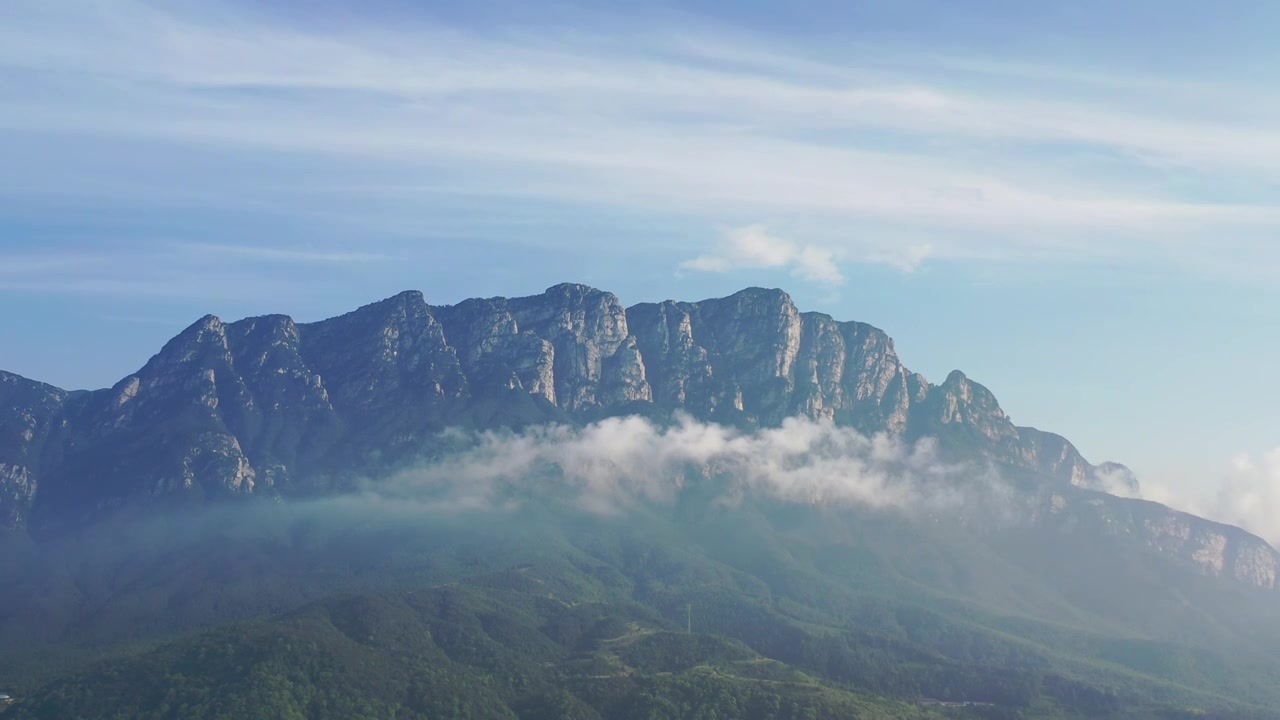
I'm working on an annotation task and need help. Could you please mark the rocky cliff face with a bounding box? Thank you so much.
[910,369,1112,489]
[1,284,1272,588]
[435,284,650,412]
[625,290,915,432]
[1036,490,1280,589]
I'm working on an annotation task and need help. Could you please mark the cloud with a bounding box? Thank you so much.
[177,242,391,264]
[374,414,1003,516]
[1206,450,1280,547]
[680,225,845,284]
[0,243,361,301]
[1088,464,1141,500]
[1138,449,1280,548]
[1,0,1279,281]
[368,414,1280,552]
[865,243,934,273]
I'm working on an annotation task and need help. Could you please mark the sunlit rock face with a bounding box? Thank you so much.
[2,283,1277,590]
[626,289,913,433]
[436,283,649,412]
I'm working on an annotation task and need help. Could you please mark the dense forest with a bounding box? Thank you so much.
[3,497,1279,719]
[0,573,1226,720]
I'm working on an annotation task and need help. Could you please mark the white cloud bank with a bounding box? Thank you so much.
[369,414,1280,553]
[378,415,1001,516]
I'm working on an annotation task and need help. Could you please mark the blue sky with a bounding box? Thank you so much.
[2,0,1279,523]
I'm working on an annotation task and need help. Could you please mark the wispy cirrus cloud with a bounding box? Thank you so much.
[0,241,384,301]
[1,0,1278,287]
[176,242,391,264]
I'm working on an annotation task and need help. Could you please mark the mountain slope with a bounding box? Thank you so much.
[0,572,950,720]
[4,500,1279,720]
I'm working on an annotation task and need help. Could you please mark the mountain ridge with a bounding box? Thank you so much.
[1,283,1271,589]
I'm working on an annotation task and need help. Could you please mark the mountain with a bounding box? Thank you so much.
[0,284,1266,586]
[5,285,1280,718]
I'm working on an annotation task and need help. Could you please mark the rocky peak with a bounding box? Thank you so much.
[154,314,227,362]
[508,284,629,347]
[226,314,300,349]
[626,300,712,411]
[939,370,1003,415]
[925,370,1018,444]
[442,284,648,412]
[699,289,802,369]
[120,313,246,429]
[299,290,467,416]
[221,314,337,478]
[910,370,1131,493]
[692,288,803,423]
